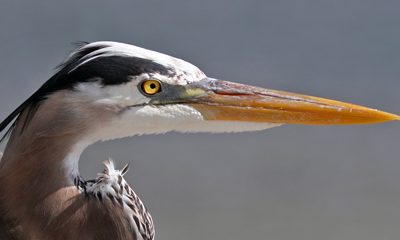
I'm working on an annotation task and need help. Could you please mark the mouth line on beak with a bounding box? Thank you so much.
[193,101,340,112]
[188,101,398,125]
[208,90,338,109]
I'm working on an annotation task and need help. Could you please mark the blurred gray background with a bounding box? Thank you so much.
[1,0,400,239]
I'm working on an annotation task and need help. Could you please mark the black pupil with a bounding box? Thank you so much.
[150,83,156,89]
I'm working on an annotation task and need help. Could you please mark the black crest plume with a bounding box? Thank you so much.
[0,42,175,143]
[0,42,106,142]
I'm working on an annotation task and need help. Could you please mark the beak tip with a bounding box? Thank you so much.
[375,111,400,123]
[393,114,400,121]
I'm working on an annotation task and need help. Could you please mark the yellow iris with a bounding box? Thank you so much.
[141,80,161,95]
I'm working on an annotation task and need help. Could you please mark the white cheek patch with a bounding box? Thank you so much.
[89,105,205,141]
[84,104,281,143]
[134,105,280,134]
[74,80,150,108]
[135,105,203,121]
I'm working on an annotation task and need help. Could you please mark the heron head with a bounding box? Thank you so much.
[1,41,398,144]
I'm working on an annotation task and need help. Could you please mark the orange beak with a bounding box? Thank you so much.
[183,78,399,125]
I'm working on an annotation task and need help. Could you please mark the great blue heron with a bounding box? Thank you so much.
[0,42,398,240]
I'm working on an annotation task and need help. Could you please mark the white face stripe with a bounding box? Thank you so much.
[73,77,151,108]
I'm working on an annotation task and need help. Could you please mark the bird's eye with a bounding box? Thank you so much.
[141,80,162,95]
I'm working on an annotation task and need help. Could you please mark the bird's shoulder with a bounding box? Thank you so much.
[86,159,155,240]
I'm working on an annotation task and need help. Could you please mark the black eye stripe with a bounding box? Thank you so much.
[69,56,175,86]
